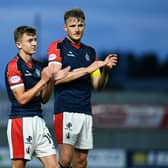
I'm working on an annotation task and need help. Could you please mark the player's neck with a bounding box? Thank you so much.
[66,37,81,49]
[19,51,32,63]
[67,36,81,44]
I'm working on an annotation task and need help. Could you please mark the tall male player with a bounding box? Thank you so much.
[48,8,118,168]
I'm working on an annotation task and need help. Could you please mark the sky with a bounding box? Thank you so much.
[0,0,168,89]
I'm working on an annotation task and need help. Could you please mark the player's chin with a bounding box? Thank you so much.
[31,50,37,54]
[73,35,82,40]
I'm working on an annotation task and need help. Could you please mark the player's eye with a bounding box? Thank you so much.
[78,24,84,27]
[69,24,76,28]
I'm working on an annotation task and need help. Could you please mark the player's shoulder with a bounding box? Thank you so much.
[82,42,96,53]
[5,55,22,75]
[49,38,64,47]
[7,55,20,69]
[81,43,95,51]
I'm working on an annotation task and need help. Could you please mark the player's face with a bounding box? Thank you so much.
[16,33,37,55]
[64,17,85,43]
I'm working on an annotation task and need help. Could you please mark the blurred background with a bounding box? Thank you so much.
[1,0,168,167]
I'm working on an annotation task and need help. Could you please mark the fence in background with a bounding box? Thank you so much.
[1,91,168,167]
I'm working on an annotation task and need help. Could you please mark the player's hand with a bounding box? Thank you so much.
[41,67,52,83]
[104,54,118,70]
[53,66,71,81]
[48,63,62,76]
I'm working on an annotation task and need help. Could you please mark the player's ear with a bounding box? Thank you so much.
[64,24,67,32]
[16,42,22,49]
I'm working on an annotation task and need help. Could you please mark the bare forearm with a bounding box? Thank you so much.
[98,68,109,89]
[95,54,118,89]
[55,68,88,85]
[15,79,46,105]
[92,68,109,90]
[41,80,54,103]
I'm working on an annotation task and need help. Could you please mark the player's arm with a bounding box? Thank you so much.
[12,81,46,105]
[54,60,106,85]
[9,67,50,105]
[91,67,111,90]
[91,54,118,90]
[38,66,55,104]
[48,41,62,75]
[41,66,71,103]
[40,79,54,104]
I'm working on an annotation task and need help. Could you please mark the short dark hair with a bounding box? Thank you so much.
[14,26,36,42]
[64,8,85,23]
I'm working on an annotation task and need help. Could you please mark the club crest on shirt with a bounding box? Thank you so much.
[35,68,41,77]
[85,53,90,61]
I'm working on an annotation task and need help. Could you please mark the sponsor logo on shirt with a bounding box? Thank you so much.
[9,75,21,84]
[67,51,75,57]
[25,70,32,76]
[49,54,57,61]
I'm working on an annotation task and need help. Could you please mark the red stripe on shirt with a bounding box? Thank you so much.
[11,118,24,158]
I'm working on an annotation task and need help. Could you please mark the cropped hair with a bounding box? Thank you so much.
[14,26,36,42]
[64,8,85,23]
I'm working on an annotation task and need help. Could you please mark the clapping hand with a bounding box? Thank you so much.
[53,66,71,81]
[104,54,118,70]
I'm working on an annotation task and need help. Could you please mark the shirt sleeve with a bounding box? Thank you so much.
[7,60,24,90]
[48,41,62,65]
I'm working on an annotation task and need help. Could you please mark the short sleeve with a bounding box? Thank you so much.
[6,59,24,89]
[48,41,62,65]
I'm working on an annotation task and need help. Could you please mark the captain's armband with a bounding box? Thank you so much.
[91,69,101,78]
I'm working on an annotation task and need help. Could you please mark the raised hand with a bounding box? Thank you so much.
[41,67,52,83]
[104,54,118,70]
[48,63,62,76]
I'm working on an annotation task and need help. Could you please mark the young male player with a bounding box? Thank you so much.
[5,25,69,168]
